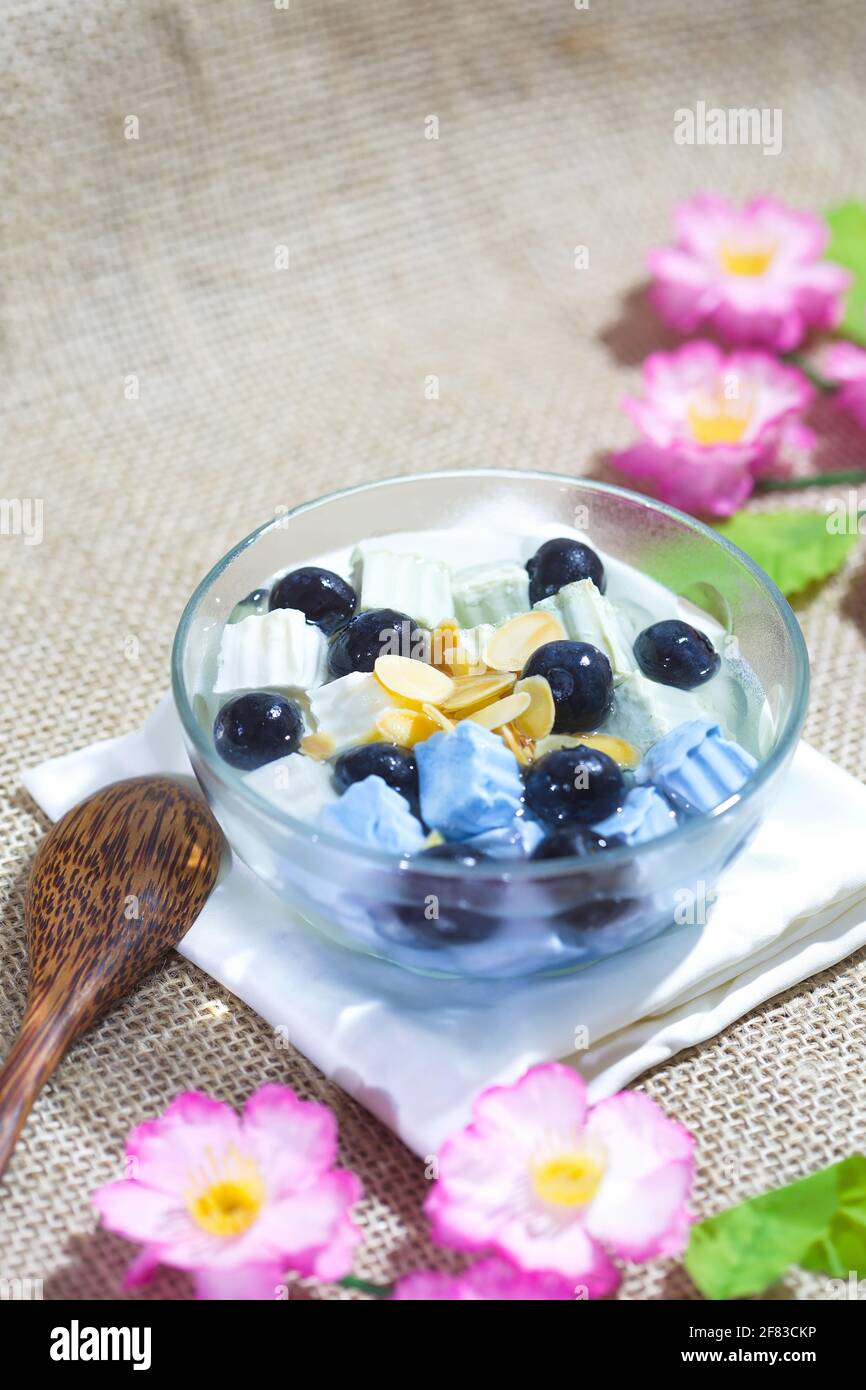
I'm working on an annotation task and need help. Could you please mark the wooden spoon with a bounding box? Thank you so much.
[0,775,223,1181]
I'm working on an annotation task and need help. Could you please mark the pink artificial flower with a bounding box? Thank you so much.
[426,1063,694,1295]
[393,1256,574,1301]
[823,342,866,429]
[648,194,849,351]
[92,1086,362,1299]
[610,340,814,516]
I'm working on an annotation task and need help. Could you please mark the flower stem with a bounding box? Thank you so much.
[782,353,834,392]
[339,1274,394,1297]
[755,468,866,493]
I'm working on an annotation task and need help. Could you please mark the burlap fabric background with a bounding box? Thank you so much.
[2,0,865,1300]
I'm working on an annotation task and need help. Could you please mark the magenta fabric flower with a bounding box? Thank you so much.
[823,342,866,428]
[425,1064,694,1295]
[393,1256,574,1301]
[610,340,814,516]
[648,194,849,350]
[92,1086,362,1299]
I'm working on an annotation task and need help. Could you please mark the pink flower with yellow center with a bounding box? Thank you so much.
[92,1086,362,1299]
[648,194,849,350]
[393,1256,574,1300]
[425,1064,694,1294]
[823,342,866,429]
[610,340,814,516]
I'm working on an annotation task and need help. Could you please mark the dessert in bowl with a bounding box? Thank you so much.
[172,470,808,979]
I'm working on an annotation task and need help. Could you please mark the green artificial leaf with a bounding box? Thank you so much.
[685,1155,866,1301]
[800,1155,866,1279]
[715,510,859,597]
[685,1166,838,1300]
[826,201,866,345]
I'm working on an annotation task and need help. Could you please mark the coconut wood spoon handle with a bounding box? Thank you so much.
[0,775,223,1182]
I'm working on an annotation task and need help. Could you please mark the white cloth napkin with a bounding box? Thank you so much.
[22,694,866,1157]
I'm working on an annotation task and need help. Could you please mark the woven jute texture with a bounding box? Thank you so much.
[2,0,865,1300]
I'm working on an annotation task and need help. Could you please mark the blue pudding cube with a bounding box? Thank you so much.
[593,785,677,846]
[318,774,426,855]
[416,721,524,841]
[464,815,546,859]
[635,719,757,815]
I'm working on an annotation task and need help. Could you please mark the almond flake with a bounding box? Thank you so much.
[301,732,336,761]
[374,655,455,705]
[484,611,564,672]
[534,731,640,768]
[422,702,455,732]
[465,690,532,730]
[440,671,516,713]
[512,675,556,739]
[430,623,490,676]
[375,707,441,747]
[501,723,535,766]
[578,733,641,768]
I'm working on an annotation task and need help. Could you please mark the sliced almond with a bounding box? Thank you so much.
[431,623,487,676]
[513,675,556,739]
[429,623,457,669]
[375,655,455,705]
[422,701,455,732]
[429,621,458,655]
[501,722,535,767]
[440,671,516,713]
[375,707,441,748]
[534,733,584,759]
[578,733,641,769]
[484,611,564,672]
[534,731,640,768]
[301,732,336,761]
[465,690,531,731]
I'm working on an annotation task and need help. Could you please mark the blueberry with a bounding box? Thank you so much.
[531,827,613,860]
[228,587,270,624]
[524,746,624,826]
[526,537,606,603]
[269,566,356,635]
[213,692,303,770]
[554,897,639,937]
[522,641,613,732]
[390,904,496,947]
[633,619,721,690]
[333,743,419,810]
[388,845,497,945]
[417,842,488,868]
[327,608,426,678]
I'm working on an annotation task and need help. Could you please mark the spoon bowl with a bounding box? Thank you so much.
[0,775,223,1181]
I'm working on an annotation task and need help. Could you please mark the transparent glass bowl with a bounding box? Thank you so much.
[172,470,809,979]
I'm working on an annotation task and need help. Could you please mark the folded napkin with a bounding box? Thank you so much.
[22,695,866,1157]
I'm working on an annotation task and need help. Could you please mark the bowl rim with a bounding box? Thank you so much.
[171,467,810,880]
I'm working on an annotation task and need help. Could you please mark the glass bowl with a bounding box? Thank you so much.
[171,470,809,979]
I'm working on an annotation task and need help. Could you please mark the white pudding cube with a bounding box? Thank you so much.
[214,608,328,694]
[355,548,454,628]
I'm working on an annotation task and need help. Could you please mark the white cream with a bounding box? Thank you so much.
[297,523,764,754]
[309,671,405,750]
[200,520,767,766]
[244,753,338,818]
